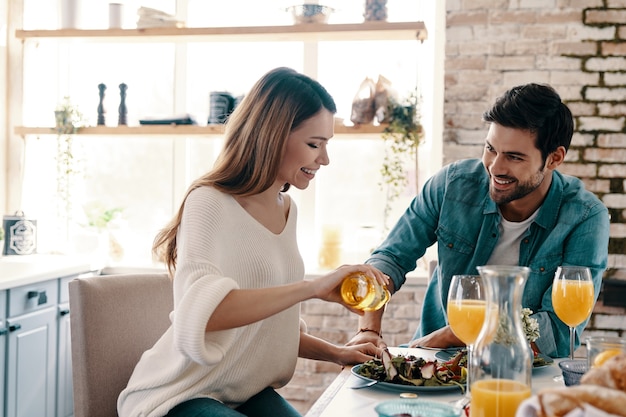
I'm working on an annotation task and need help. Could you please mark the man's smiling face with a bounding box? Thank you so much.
[482,123,548,206]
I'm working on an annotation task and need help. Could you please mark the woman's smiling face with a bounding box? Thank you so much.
[278,109,334,190]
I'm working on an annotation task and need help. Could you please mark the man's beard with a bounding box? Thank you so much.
[489,168,546,205]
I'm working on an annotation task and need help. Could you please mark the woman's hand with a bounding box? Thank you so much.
[333,342,384,367]
[299,331,383,366]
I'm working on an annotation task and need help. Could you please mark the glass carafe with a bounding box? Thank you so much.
[470,265,532,417]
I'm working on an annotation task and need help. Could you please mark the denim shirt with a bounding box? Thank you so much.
[367,159,609,358]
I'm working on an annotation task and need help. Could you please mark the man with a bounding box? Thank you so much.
[349,83,609,358]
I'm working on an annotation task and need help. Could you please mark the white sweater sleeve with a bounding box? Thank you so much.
[172,268,239,365]
[169,188,241,365]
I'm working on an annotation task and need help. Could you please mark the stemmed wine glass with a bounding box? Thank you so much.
[447,274,486,395]
[551,266,594,360]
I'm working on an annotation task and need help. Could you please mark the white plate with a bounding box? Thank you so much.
[434,349,554,371]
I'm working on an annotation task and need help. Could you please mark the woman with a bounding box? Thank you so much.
[117,67,388,417]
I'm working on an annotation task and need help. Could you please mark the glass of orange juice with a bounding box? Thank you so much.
[448,275,486,345]
[551,266,594,360]
[447,274,485,394]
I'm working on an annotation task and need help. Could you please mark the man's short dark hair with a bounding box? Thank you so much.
[483,83,574,163]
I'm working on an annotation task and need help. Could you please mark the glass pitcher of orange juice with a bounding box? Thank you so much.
[470,265,533,417]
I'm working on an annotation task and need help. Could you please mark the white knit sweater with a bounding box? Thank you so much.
[118,187,305,417]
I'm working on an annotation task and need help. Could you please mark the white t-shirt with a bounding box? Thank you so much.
[486,209,539,266]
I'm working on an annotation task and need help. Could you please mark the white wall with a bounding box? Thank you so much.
[0,2,7,215]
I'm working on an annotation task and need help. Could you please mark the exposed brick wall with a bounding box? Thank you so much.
[280,1,626,414]
[444,2,626,336]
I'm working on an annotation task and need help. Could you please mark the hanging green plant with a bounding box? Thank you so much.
[53,97,85,241]
[379,92,423,229]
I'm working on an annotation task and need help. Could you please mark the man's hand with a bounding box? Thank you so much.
[346,328,387,348]
[346,278,394,347]
[407,325,464,349]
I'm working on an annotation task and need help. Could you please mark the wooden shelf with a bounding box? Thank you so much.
[15,21,427,42]
[15,122,386,136]
[13,21,416,140]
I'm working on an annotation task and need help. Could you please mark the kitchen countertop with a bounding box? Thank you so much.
[0,254,97,290]
[0,254,430,291]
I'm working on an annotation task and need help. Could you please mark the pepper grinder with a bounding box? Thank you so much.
[118,83,127,125]
[97,83,106,125]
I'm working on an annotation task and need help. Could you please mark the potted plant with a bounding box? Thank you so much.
[55,96,83,135]
[83,204,124,232]
[379,92,423,230]
[80,202,125,262]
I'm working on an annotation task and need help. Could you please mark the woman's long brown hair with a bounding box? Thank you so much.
[153,67,337,276]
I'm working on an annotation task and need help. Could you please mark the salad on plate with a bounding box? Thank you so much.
[354,348,467,390]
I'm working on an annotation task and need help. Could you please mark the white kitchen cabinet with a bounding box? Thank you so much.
[2,272,90,417]
[0,291,6,416]
[0,255,94,417]
[5,279,59,417]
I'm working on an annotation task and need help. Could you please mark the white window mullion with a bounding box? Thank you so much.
[296,41,320,269]
[171,0,189,212]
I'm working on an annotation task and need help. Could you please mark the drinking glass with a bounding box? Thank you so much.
[447,274,485,394]
[586,336,626,369]
[551,266,594,360]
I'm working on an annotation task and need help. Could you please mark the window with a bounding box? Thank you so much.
[18,0,435,270]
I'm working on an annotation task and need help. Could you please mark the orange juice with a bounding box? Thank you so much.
[470,379,531,417]
[340,272,390,311]
[552,280,594,327]
[447,299,487,345]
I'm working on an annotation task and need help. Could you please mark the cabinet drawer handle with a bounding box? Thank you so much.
[27,290,48,305]
[60,308,70,316]
[0,328,7,335]
[8,324,21,332]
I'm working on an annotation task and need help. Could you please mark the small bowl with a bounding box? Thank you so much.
[287,4,334,24]
[558,359,588,386]
[375,399,459,417]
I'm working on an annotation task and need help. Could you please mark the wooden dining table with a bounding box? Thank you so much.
[304,347,565,417]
